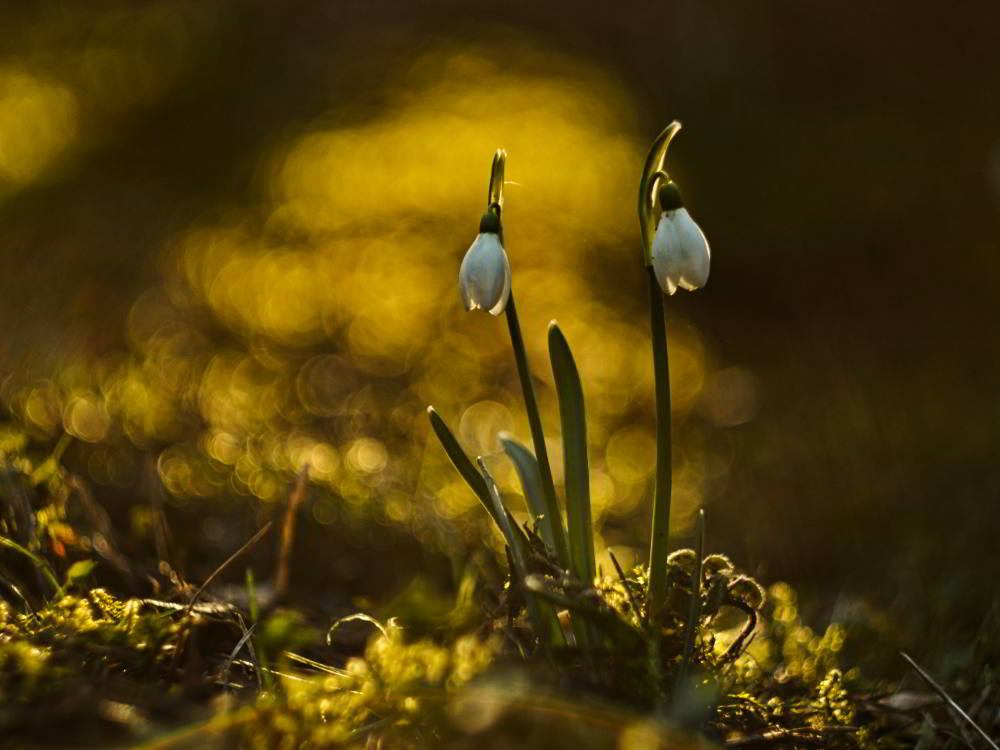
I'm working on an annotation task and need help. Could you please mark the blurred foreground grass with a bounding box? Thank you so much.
[1,429,997,747]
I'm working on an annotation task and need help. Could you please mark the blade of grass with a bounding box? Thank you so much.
[504,294,571,571]
[900,651,999,750]
[499,432,557,551]
[0,536,60,596]
[246,568,273,691]
[646,266,673,619]
[547,322,595,585]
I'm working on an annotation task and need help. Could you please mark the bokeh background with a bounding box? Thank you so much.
[2,0,998,667]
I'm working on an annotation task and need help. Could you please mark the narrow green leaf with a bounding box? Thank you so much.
[428,408,530,550]
[426,407,501,527]
[477,458,529,575]
[547,323,595,586]
[499,432,559,552]
[0,536,60,596]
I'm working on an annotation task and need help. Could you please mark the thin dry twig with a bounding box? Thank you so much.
[185,522,274,614]
[900,651,999,750]
[274,465,309,600]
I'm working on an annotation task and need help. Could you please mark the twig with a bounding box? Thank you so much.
[185,522,273,614]
[274,465,309,600]
[900,651,999,750]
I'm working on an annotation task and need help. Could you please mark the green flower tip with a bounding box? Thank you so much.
[657,181,684,211]
[479,211,501,234]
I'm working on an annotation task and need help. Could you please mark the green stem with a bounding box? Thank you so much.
[505,292,571,571]
[677,509,705,689]
[645,267,672,618]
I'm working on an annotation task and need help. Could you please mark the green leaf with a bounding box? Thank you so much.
[426,406,501,527]
[428,408,531,552]
[477,458,529,575]
[64,559,97,586]
[0,535,60,595]
[499,433,559,551]
[547,323,595,586]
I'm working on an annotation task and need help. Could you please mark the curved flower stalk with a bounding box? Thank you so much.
[639,121,711,619]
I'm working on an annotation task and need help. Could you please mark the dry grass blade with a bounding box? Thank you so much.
[221,620,257,690]
[185,522,274,613]
[275,464,309,599]
[900,651,999,750]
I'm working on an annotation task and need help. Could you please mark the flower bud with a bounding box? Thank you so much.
[458,212,511,315]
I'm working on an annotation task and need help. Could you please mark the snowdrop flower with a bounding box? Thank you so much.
[459,211,511,315]
[650,181,710,295]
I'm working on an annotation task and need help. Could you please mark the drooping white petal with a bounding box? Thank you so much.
[458,233,511,315]
[650,208,710,295]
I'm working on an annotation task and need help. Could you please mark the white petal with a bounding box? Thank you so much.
[650,209,710,295]
[458,233,511,315]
